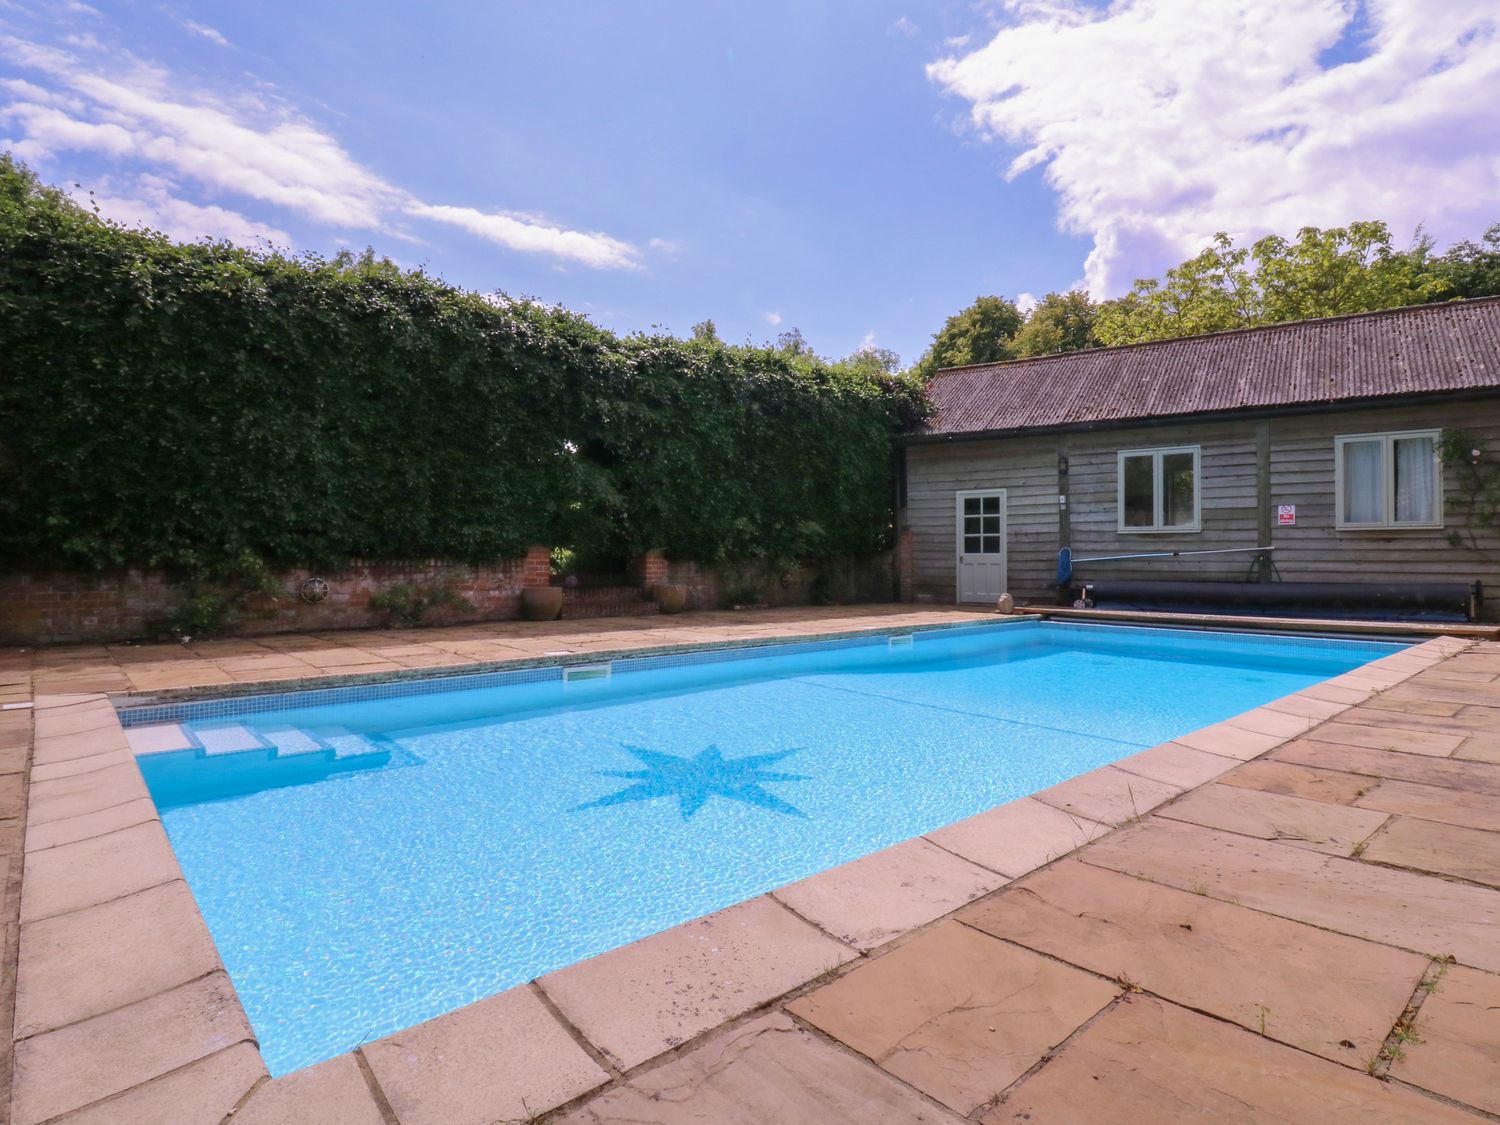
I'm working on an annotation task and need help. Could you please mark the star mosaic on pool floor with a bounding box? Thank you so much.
[575,743,811,819]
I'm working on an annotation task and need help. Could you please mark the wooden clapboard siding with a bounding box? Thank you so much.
[905,437,1059,603]
[903,397,1500,614]
[1265,401,1500,587]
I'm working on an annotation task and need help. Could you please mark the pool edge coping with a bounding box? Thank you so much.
[9,633,1470,1124]
[111,613,1046,713]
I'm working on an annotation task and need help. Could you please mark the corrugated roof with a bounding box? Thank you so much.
[915,296,1500,438]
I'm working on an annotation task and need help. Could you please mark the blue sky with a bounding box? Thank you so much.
[3,2,1497,366]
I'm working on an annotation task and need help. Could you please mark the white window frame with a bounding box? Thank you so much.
[1334,429,1444,530]
[1117,445,1202,534]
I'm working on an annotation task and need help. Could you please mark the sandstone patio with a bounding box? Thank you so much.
[5,607,1500,1123]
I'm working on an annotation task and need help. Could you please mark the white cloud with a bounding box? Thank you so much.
[1016,291,1038,315]
[75,174,292,246]
[890,16,920,38]
[763,311,783,325]
[0,31,641,269]
[405,202,639,271]
[929,1,1500,295]
[180,21,230,48]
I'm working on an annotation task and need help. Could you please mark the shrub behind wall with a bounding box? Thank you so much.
[0,157,922,579]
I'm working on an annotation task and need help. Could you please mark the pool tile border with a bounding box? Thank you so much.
[113,615,1042,723]
[9,633,1464,1124]
[112,615,1405,727]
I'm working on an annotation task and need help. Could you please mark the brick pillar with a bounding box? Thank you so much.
[631,549,670,589]
[523,546,553,588]
[895,530,915,603]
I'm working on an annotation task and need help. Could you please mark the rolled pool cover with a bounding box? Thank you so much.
[1079,579,1482,619]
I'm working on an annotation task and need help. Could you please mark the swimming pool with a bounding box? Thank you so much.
[126,620,1398,1075]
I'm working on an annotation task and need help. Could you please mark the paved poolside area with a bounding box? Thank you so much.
[6,607,1500,1122]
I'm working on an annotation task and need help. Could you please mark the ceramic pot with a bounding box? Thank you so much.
[521,586,564,621]
[650,584,688,614]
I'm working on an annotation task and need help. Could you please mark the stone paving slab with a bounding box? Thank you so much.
[1355,776,1500,833]
[50,1043,266,1125]
[961,859,1425,1065]
[923,796,1109,878]
[772,837,1006,951]
[1308,720,1469,756]
[361,983,610,1125]
[541,895,855,1071]
[19,819,179,923]
[1112,741,1242,789]
[1031,764,1182,826]
[1173,720,1290,760]
[1273,739,1500,795]
[1081,818,1500,971]
[24,795,159,852]
[12,973,254,1125]
[1218,758,1377,803]
[787,919,1119,1116]
[1158,781,1389,855]
[16,879,220,1038]
[1362,815,1500,887]
[232,1053,386,1125]
[26,758,151,825]
[1392,964,1500,1114]
[557,1013,961,1124]
[26,605,995,697]
[985,994,1479,1124]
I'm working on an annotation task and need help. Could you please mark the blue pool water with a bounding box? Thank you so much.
[132,621,1398,1075]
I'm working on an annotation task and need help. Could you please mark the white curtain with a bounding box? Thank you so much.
[1394,436,1437,523]
[1342,439,1384,524]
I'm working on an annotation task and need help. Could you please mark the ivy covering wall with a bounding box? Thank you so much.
[0,158,923,577]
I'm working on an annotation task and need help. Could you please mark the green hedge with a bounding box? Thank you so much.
[0,158,923,576]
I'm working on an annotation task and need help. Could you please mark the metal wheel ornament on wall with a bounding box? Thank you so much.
[300,577,330,604]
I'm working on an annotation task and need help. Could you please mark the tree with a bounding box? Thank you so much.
[912,295,1023,378]
[1010,290,1100,357]
[1433,223,1500,299]
[776,327,815,357]
[690,318,719,342]
[1093,222,1447,346]
[840,345,902,376]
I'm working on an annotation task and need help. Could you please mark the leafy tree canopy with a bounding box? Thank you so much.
[911,295,1023,378]
[1010,290,1100,357]
[1433,223,1500,300]
[840,345,902,376]
[1093,222,1447,346]
[917,219,1499,372]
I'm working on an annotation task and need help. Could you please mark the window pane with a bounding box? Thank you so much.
[982,496,1000,515]
[964,497,980,515]
[964,535,981,553]
[1122,454,1154,527]
[965,515,982,534]
[982,515,1000,534]
[1342,439,1384,523]
[1394,436,1437,523]
[982,535,1000,554]
[1161,451,1196,527]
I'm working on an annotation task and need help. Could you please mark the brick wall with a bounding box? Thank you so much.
[0,547,896,646]
[630,549,671,588]
[0,547,554,646]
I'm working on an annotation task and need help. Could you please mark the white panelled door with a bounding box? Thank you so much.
[955,489,1007,604]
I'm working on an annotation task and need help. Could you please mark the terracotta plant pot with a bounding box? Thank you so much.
[521,586,564,621]
[650,584,688,614]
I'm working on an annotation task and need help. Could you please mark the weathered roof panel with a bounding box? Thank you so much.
[917,297,1500,437]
